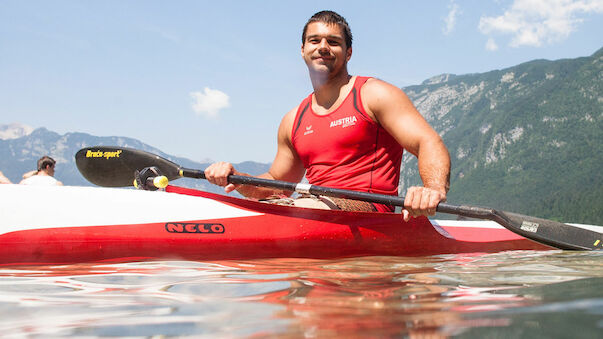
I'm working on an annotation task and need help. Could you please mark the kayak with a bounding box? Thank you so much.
[0,184,598,265]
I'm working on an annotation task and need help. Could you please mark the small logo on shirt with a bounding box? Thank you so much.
[304,125,314,135]
[330,116,357,128]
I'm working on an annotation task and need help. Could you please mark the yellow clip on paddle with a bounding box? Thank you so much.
[133,175,169,189]
[153,176,169,189]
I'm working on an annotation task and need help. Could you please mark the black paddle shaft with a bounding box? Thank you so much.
[214,173,602,250]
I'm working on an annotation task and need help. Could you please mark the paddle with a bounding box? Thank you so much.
[75,146,602,251]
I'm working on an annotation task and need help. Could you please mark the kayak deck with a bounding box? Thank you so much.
[0,184,556,265]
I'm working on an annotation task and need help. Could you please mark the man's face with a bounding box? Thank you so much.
[301,22,352,77]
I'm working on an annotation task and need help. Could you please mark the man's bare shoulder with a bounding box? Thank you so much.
[363,77,407,98]
[280,105,301,128]
[285,104,300,119]
[361,77,414,118]
[276,105,302,141]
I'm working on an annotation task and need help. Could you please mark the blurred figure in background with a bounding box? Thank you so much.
[20,156,63,186]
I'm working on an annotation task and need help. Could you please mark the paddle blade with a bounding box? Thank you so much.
[75,146,182,187]
[499,211,603,250]
[437,203,602,250]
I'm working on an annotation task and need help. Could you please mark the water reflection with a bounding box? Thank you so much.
[0,250,601,337]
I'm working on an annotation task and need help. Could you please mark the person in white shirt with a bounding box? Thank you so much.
[20,156,63,186]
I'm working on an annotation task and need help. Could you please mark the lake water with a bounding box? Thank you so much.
[1,250,602,338]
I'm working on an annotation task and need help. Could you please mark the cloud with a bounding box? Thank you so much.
[443,1,461,35]
[479,0,603,48]
[486,38,499,51]
[190,87,230,118]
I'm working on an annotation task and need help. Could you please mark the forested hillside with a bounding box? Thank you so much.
[402,47,602,224]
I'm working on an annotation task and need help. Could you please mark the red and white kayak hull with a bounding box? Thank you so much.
[0,184,571,265]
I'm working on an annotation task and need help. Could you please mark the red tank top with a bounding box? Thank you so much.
[291,76,403,212]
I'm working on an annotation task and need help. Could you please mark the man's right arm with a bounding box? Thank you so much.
[204,108,306,199]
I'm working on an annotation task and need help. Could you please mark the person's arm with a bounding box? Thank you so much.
[362,79,451,220]
[204,108,306,199]
[0,171,11,184]
[22,170,37,179]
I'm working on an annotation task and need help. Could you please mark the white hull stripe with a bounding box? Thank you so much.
[0,185,262,234]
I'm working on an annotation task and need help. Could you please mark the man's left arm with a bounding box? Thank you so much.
[362,79,451,221]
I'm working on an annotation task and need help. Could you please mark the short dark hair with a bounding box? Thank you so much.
[37,156,56,171]
[302,10,353,48]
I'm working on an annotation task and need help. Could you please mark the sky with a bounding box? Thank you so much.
[1,0,602,163]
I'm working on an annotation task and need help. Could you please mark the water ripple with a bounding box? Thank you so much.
[0,250,601,337]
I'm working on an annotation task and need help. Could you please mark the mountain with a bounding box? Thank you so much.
[0,123,33,140]
[0,125,270,195]
[402,47,602,224]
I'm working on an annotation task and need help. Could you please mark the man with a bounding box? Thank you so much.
[20,156,63,186]
[205,10,450,221]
